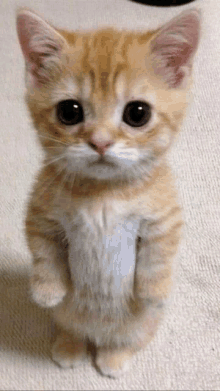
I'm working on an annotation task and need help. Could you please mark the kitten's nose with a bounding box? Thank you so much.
[88,138,114,155]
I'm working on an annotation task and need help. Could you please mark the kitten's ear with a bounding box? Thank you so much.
[149,9,201,88]
[16,9,67,86]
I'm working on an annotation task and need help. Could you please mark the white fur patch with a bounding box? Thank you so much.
[108,143,140,164]
[60,204,140,298]
[65,141,144,180]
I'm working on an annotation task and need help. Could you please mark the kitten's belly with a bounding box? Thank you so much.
[54,212,145,345]
[63,213,140,314]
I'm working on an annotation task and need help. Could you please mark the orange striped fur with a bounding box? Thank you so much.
[17,8,200,377]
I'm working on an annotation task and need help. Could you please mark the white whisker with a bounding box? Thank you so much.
[34,166,66,203]
[45,146,64,149]
[43,155,66,168]
[39,134,69,147]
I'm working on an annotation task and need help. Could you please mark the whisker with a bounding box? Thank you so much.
[39,134,69,146]
[43,155,66,168]
[34,166,66,203]
[45,146,64,149]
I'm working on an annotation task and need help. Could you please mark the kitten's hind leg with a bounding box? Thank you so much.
[95,305,163,378]
[52,329,87,369]
[95,347,134,378]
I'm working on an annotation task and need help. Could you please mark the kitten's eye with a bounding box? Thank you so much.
[57,100,84,125]
[123,101,151,128]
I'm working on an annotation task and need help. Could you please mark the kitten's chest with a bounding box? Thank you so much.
[60,201,140,298]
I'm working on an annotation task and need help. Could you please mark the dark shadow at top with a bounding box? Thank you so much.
[130,0,196,6]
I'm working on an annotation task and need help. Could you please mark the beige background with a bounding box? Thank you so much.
[0,0,219,389]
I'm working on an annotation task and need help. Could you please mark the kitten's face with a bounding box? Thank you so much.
[17,10,200,182]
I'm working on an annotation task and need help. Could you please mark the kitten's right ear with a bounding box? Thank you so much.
[16,9,67,87]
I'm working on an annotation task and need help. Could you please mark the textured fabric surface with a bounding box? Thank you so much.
[0,0,219,389]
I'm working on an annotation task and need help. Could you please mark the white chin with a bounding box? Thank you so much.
[83,163,120,180]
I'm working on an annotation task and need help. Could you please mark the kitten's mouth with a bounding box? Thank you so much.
[90,157,116,168]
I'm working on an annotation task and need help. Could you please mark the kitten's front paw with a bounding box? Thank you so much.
[30,276,67,308]
[96,348,133,378]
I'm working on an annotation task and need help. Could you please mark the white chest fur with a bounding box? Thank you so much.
[60,201,140,299]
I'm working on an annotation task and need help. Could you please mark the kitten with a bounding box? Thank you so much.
[17,8,200,377]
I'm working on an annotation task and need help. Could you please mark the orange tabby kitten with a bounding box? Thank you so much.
[17,8,200,377]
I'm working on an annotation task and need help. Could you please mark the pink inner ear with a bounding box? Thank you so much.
[150,11,200,88]
[17,12,64,86]
[155,12,200,54]
[17,15,42,82]
[152,42,192,88]
[17,14,37,63]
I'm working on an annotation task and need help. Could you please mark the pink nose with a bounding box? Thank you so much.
[88,139,114,155]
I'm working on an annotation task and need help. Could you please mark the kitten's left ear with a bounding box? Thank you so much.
[16,9,67,86]
[149,9,201,88]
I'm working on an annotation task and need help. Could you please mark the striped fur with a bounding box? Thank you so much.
[17,8,200,377]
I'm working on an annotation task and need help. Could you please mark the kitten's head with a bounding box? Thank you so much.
[17,8,200,183]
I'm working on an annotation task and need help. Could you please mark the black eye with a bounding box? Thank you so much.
[123,101,151,128]
[57,99,84,125]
